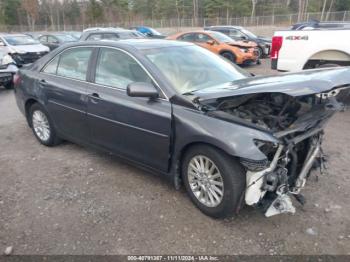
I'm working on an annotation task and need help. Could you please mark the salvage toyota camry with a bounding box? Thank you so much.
[14,40,349,218]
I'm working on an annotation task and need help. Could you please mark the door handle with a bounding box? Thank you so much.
[89,93,100,104]
[39,79,48,86]
[90,93,100,98]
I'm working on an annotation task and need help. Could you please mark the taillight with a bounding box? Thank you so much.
[270,36,283,59]
[13,73,21,86]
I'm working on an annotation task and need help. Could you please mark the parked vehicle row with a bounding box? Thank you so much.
[1,25,269,90]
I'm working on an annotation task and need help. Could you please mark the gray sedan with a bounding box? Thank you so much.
[14,39,349,218]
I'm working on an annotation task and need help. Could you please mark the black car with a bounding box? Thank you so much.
[14,40,349,218]
[38,33,77,51]
[205,26,271,58]
[80,29,145,41]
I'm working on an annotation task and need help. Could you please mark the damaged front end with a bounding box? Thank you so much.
[197,83,348,217]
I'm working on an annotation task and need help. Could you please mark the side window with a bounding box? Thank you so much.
[95,48,152,89]
[195,33,212,43]
[47,36,58,43]
[103,33,119,40]
[42,56,59,74]
[39,36,47,43]
[57,47,93,81]
[217,29,229,35]
[229,29,243,38]
[178,33,195,42]
[87,34,103,41]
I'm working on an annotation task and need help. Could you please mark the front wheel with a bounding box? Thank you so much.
[29,103,61,146]
[221,52,236,64]
[182,145,246,218]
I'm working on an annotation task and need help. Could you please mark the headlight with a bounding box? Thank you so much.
[239,48,248,53]
[1,54,14,65]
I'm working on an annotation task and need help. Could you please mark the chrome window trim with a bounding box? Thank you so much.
[40,45,169,101]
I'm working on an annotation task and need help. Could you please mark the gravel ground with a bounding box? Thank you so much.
[0,59,350,255]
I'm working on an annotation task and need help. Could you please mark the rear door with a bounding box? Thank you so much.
[86,47,172,172]
[40,47,95,142]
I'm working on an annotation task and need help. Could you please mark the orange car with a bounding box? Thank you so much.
[167,30,259,65]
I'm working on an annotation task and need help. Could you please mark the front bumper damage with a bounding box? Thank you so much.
[245,130,324,217]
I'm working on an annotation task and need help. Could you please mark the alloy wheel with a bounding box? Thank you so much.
[32,110,51,142]
[187,155,224,207]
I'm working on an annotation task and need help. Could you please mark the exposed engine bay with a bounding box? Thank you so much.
[215,93,331,132]
[200,89,346,217]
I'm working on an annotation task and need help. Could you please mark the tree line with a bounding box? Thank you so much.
[0,0,349,31]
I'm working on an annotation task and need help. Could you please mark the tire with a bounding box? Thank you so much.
[4,82,14,90]
[182,145,246,218]
[256,47,263,59]
[29,103,61,146]
[221,51,236,64]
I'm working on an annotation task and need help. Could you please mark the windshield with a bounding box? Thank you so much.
[55,34,76,42]
[4,35,40,46]
[143,45,249,94]
[207,31,234,43]
[241,29,257,38]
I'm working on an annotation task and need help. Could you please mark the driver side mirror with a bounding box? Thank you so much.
[241,35,247,40]
[206,40,215,45]
[127,82,159,98]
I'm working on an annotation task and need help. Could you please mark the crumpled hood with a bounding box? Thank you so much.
[9,44,49,53]
[195,67,350,101]
[226,40,257,48]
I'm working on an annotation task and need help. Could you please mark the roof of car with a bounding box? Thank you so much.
[65,39,192,50]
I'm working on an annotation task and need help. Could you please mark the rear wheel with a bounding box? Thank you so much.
[29,103,61,146]
[221,52,236,64]
[182,145,246,218]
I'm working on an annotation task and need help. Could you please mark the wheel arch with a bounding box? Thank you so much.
[24,98,39,127]
[303,49,350,69]
[219,49,236,56]
[174,141,242,184]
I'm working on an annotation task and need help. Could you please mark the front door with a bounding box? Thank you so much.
[87,47,172,172]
